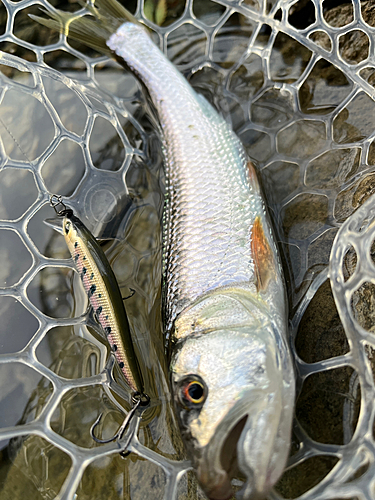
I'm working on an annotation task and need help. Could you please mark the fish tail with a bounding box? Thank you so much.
[30,0,141,54]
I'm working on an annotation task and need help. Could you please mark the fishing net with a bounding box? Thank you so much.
[1,0,375,498]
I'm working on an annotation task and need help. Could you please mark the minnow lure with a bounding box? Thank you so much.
[35,7,296,500]
[49,195,149,445]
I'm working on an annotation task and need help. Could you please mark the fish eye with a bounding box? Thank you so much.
[178,375,207,409]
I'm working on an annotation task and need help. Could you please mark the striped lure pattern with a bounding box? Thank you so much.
[62,214,143,395]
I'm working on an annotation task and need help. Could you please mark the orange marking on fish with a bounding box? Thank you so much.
[250,216,276,292]
[247,160,260,192]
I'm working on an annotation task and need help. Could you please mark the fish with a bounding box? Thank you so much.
[46,202,144,397]
[33,5,296,499]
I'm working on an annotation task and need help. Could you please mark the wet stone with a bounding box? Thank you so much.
[192,0,226,26]
[269,32,312,84]
[305,148,360,189]
[288,0,316,29]
[276,456,339,498]
[333,92,375,144]
[277,120,326,159]
[339,30,370,65]
[0,168,38,220]
[260,161,300,206]
[359,67,375,88]
[4,436,71,499]
[296,366,360,445]
[273,7,282,20]
[361,0,375,27]
[308,31,332,51]
[238,129,272,164]
[254,23,272,49]
[334,173,375,223]
[295,280,349,364]
[0,1,6,36]
[212,13,254,68]
[41,139,85,197]
[228,54,264,101]
[251,88,293,129]
[241,0,260,9]
[342,244,357,282]
[368,140,375,164]
[351,282,375,333]
[308,228,338,270]
[80,454,166,500]
[281,193,328,241]
[43,50,87,72]
[224,97,246,133]
[167,24,207,67]
[0,229,32,286]
[0,297,38,354]
[323,0,353,27]
[299,59,352,115]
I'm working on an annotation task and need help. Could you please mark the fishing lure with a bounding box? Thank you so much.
[49,194,149,447]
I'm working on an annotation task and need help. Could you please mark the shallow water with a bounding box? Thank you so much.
[1,0,375,499]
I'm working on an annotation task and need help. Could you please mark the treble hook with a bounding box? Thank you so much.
[49,194,73,218]
[90,393,150,448]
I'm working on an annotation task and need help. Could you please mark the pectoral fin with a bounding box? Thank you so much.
[247,160,260,193]
[250,216,277,293]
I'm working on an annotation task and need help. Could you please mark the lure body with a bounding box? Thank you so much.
[61,213,143,394]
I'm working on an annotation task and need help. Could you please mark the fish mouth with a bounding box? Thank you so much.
[220,415,248,481]
[200,414,249,500]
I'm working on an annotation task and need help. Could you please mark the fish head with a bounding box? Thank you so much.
[170,292,294,500]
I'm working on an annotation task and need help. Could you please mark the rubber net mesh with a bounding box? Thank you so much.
[1,0,375,499]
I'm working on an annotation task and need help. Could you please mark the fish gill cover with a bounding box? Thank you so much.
[0,0,374,499]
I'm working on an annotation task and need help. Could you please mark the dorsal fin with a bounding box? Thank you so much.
[250,216,277,293]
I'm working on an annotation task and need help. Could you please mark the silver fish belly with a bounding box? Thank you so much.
[108,22,295,500]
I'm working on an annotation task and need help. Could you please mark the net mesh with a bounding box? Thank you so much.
[1,0,375,499]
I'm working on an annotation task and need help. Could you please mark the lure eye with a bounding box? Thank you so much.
[178,375,207,409]
[64,221,71,235]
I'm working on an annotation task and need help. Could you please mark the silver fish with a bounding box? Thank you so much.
[33,4,295,499]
